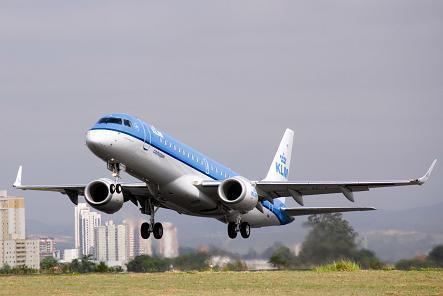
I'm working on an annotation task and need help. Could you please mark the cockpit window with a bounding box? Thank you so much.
[98,117,122,125]
[123,119,132,127]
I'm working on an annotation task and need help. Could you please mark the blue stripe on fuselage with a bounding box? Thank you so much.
[90,113,293,225]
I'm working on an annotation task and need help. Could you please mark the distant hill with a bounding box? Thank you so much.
[346,202,443,262]
[26,218,73,237]
[348,202,443,234]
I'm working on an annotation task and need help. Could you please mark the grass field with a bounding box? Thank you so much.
[0,270,442,296]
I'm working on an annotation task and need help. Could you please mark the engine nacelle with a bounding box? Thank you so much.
[217,176,258,212]
[84,178,124,214]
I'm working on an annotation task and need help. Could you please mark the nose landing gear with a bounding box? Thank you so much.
[108,161,124,194]
[110,183,122,194]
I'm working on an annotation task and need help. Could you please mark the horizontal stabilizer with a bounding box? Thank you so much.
[281,207,376,216]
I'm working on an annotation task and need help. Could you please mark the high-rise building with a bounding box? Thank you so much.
[94,226,107,262]
[94,220,127,264]
[0,240,40,269]
[38,237,57,259]
[74,203,88,251]
[75,203,101,257]
[0,191,40,269]
[0,190,25,240]
[123,219,152,259]
[116,224,127,262]
[157,222,178,258]
[106,221,117,261]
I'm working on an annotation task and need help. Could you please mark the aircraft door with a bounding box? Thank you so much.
[203,158,210,175]
[138,120,151,151]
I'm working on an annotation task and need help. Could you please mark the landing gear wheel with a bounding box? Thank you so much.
[153,222,163,239]
[228,222,237,239]
[115,184,122,194]
[141,222,150,239]
[110,184,116,194]
[240,222,250,239]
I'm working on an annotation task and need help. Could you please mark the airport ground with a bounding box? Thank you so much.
[0,270,442,295]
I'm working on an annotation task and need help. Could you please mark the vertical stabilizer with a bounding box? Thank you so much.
[263,129,294,203]
[263,129,294,180]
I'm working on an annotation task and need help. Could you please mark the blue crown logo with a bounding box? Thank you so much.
[279,153,287,165]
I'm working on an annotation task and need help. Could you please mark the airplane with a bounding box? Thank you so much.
[13,113,437,239]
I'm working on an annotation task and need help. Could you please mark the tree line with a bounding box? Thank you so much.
[395,245,443,270]
[35,251,246,274]
[268,213,443,270]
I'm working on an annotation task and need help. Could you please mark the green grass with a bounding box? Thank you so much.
[314,260,361,272]
[0,270,442,295]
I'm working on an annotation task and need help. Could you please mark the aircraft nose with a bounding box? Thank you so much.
[85,130,101,150]
[85,129,114,154]
[85,129,118,155]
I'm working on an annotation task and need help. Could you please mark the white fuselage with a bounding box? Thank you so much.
[86,129,281,228]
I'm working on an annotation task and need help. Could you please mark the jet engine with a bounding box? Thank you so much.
[217,176,258,212]
[84,178,124,214]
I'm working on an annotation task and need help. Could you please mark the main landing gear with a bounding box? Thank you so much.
[140,199,163,240]
[141,221,163,239]
[227,220,250,239]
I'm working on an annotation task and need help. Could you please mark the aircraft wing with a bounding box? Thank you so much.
[12,166,151,205]
[200,159,437,205]
[256,159,436,203]
[281,207,376,216]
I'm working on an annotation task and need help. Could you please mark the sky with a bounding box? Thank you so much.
[0,0,442,251]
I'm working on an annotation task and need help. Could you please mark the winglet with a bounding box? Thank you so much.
[13,166,22,188]
[418,159,437,185]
